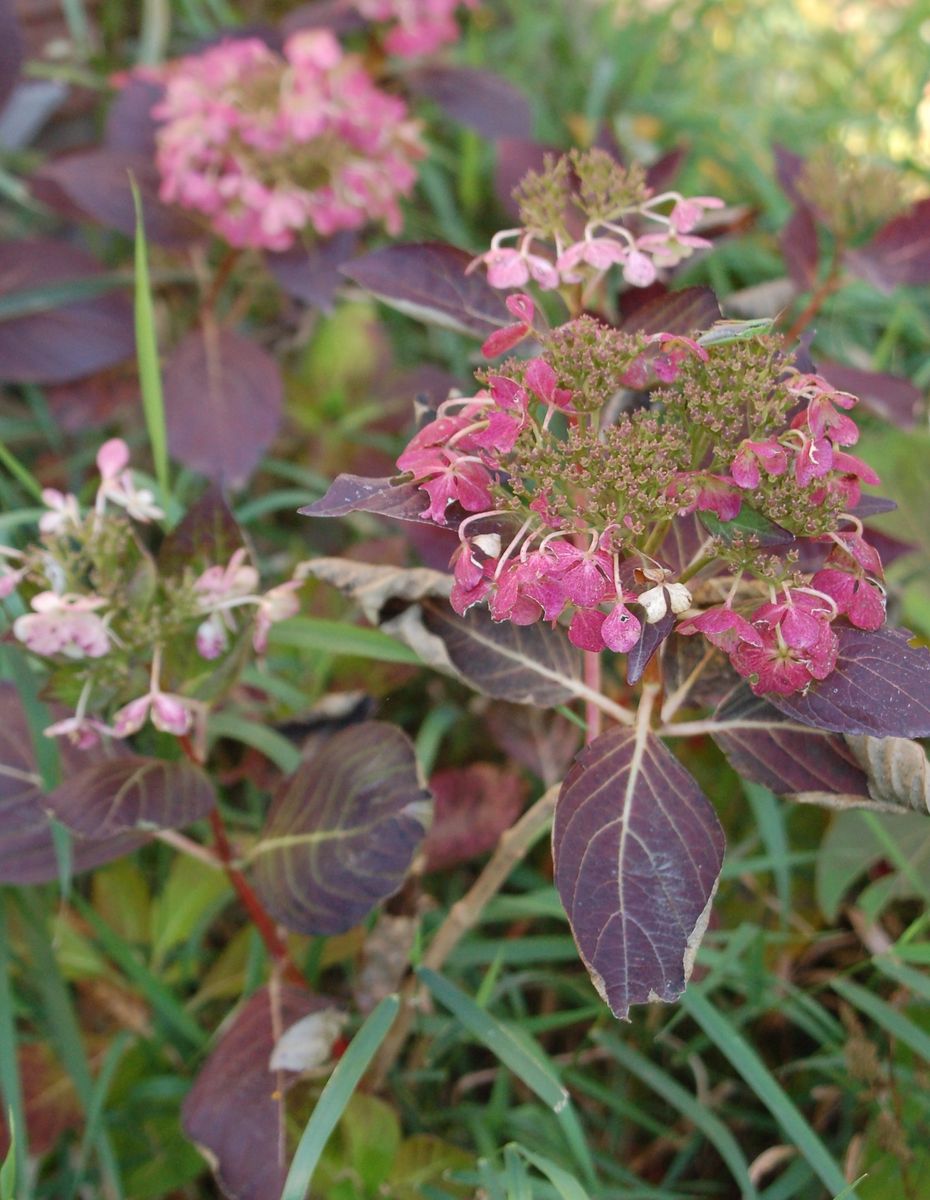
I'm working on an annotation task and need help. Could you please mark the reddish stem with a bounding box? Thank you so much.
[583,651,603,743]
[781,255,843,345]
[178,735,304,986]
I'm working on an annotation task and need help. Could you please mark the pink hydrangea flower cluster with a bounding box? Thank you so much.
[151,31,425,250]
[393,298,886,696]
[2,441,302,747]
[473,190,724,294]
[352,0,476,56]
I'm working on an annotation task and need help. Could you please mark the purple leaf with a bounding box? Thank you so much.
[553,727,725,1019]
[45,757,216,837]
[0,239,134,384]
[485,703,581,787]
[280,0,366,36]
[342,243,511,336]
[626,611,675,685]
[158,486,245,577]
[772,144,807,208]
[780,205,819,291]
[768,625,930,737]
[0,684,142,885]
[406,65,532,140]
[301,473,447,526]
[711,683,870,797]
[164,327,283,488]
[105,77,163,155]
[182,984,324,1200]
[853,495,898,518]
[36,149,200,247]
[250,722,432,935]
[265,233,355,311]
[618,286,722,337]
[422,764,526,871]
[421,599,581,707]
[494,138,558,218]
[846,198,930,292]
[0,0,24,113]
[645,147,686,195]
[815,359,920,430]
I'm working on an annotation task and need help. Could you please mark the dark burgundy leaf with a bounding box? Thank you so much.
[342,243,511,337]
[45,363,138,431]
[780,205,819,291]
[664,636,740,709]
[265,232,355,311]
[658,511,712,576]
[280,0,366,36]
[815,359,920,430]
[37,149,200,247]
[0,1044,82,1159]
[494,138,558,218]
[421,598,581,707]
[768,625,930,738]
[553,727,724,1019]
[618,285,721,337]
[0,239,134,384]
[105,77,163,155]
[301,473,452,527]
[626,611,675,685]
[182,985,323,1200]
[772,144,807,207]
[0,0,24,113]
[407,65,532,140]
[422,764,527,871]
[45,756,216,837]
[0,683,142,885]
[845,198,930,292]
[853,495,898,518]
[711,683,870,797]
[158,486,245,577]
[485,703,581,787]
[164,327,284,488]
[644,147,686,195]
[250,722,432,935]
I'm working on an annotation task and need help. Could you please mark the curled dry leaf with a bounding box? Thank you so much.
[354,912,419,1014]
[845,734,930,814]
[297,557,450,626]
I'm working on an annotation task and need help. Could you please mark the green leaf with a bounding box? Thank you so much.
[510,1144,591,1200]
[207,712,302,775]
[281,995,400,1200]
[269,616,422,665]
[0,898,28,1200]
[131,179,170,509]
[699,504,795,548]
[831,975,930,1062]
[417,967,569,1112]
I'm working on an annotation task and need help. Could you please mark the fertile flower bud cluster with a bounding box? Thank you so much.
[471,149,724,297]
[352,0,476,56]
[1,441,300,747]
[395,299,885,696]
[150,31,425,250]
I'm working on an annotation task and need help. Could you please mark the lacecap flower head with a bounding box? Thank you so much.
[150,30,425,250]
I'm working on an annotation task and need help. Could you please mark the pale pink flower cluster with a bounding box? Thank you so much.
[193,548,301,659]
[352,0,476,56]
[151,31,425,250]
[472,192,725,295]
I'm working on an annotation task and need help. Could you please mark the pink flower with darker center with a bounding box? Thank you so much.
[13,593,110,659]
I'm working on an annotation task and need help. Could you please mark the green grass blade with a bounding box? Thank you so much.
[511,1144,591,1200]
[131,180,171,509]
[66,1031,132,1200]
[0,439,43,504]
[598,1033,759,1200]
[208,713,301,775]
[269,617,422,665]
[0,1118,15,1200]
[70,894,206,1050]
[417,968,569,1113]
[15,892,124,1198]
[742,782,791,923]
[281,995,399,1200]
[0,896,29,1200]
[872,954,930,1003]
[831,976,930,1062]
[681,989,851,1197]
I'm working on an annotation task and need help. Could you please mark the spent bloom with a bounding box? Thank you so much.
[470,149,724,300]
[3,441,303,748]
[149,31,425,250]
[391,302,884,695]
[352,0,476,56]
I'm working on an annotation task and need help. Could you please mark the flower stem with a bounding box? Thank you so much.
[583,651,602,743]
